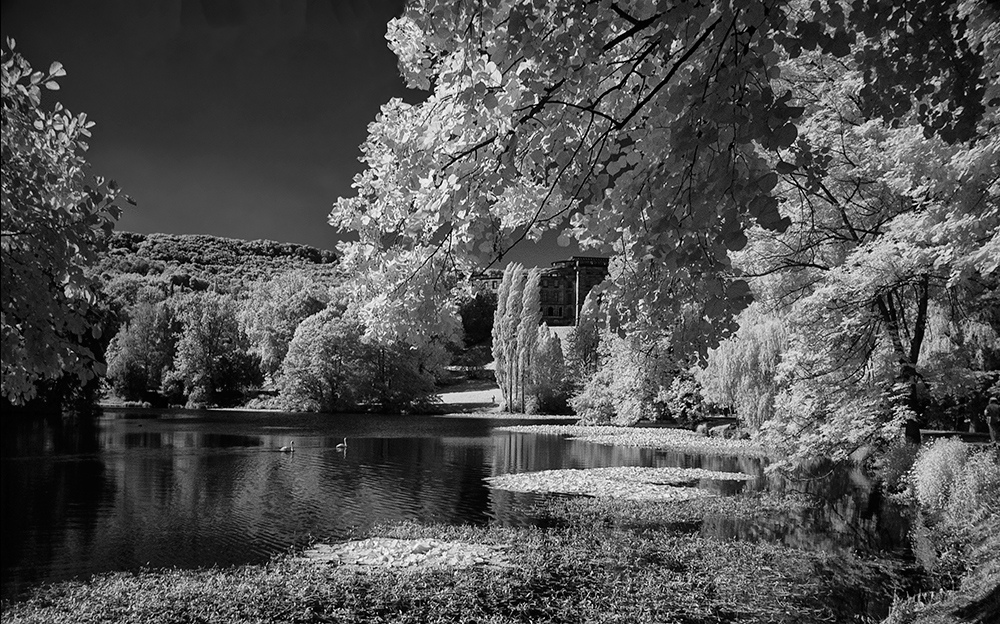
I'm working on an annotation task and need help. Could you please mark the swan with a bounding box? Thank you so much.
[279,440,295,453]
[335,437,347,450]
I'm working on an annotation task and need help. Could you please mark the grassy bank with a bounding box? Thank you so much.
[3,494,903,624]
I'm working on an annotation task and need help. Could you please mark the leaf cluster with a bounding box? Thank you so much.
[2,42,128,405]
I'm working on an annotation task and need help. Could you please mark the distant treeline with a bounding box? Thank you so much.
[96,232,339,295]
[85,232,449,413]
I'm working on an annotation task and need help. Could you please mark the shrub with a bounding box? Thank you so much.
[910,437,968,519]
[944,450,1000,528]
[658,370,707,425]
[873,439,920,500]
[906,439,1000,593]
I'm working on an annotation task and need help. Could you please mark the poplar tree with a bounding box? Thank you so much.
[516,268,541,411]
[532,323,566,413]
[491,264,513,406]
[502,264,525,410]
[566,291,601,388]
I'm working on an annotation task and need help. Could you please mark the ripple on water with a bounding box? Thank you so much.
[1,411,909,603]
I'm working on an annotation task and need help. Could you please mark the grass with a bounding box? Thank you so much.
[2,493,905,624]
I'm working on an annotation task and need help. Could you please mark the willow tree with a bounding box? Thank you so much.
[2,42,129,405]
[698,304,788,431]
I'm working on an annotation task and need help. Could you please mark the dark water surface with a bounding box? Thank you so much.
[1,409,910,602]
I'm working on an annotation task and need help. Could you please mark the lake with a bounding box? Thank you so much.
[1,408,911,602]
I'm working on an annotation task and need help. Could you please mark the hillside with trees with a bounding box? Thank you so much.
[95,231,339,298]
[92,232,454,411]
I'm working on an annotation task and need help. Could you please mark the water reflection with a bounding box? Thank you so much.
[1,410,909,602]
[493,432,910,555]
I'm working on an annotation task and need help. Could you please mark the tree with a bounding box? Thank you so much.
[491,263,513,398]
[280,306,441,413]
[490,263,568,412]
[238,270,329,383]
[2,42,128,404]
[660,370,709,425]
[457,288,497,348]
[499,263,525,410]
[532,323,568,413]
[564,290,602,390]
[280,307,372,412]
[570,329,675,426]
[698,304,788,431]
[329,0,994,361]
[914,304,999,429]
[516,268,541,411]
[172,293,262,407]
[369,340,442,413]
[739,39,999,466]
[105,301,177,401]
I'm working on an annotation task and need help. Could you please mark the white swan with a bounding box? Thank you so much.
[279,440,295,453]
[335,437,347,450]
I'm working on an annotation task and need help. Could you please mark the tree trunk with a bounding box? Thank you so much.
[875,276,930,441]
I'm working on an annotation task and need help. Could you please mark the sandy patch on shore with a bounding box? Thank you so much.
[435,412,578,420]
[435,382,577,419]
[486,466,752,500]
[496,424,767,456]
[437,387,500,406]
[298,538,513,570]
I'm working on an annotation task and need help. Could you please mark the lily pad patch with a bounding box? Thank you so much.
[486,466,752,500]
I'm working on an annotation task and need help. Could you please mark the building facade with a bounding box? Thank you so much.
[475,256,609,326]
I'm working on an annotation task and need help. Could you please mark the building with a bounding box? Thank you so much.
[474,256,609,326]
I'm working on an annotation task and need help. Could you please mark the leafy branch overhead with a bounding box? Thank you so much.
[1,40,131,404]
[330,0,996,356]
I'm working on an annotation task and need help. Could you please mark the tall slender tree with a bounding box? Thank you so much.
[532,323,567,413]
[491,264,513,405]
[516,268,541,411]
[502,264,525,410]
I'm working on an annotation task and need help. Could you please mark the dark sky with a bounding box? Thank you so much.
[2,0,571,265]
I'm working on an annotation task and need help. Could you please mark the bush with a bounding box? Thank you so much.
[945,450,1000,528]
[910,438,969,519]
[658,370,707,425]
[873,439,921,500]
[904,438,1000,601]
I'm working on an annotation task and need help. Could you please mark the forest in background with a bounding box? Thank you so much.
[87,231,467,413]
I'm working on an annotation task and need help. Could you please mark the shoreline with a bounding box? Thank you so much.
[2,494,903,623]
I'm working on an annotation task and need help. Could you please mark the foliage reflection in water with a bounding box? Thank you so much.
[1,409,909,602]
